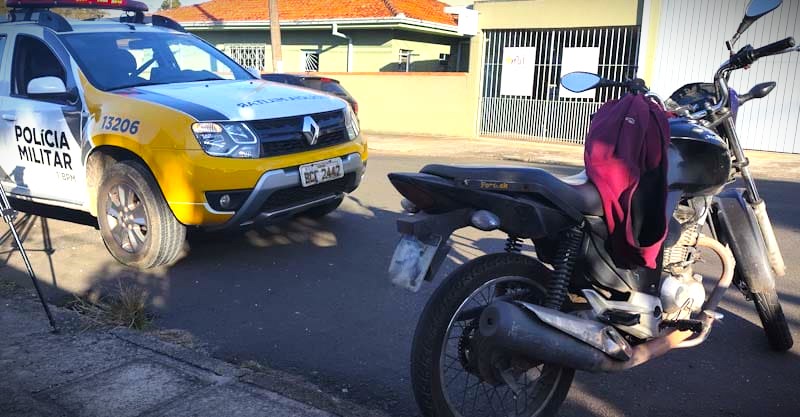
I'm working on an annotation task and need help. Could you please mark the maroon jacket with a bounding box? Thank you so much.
[584,94,671,269]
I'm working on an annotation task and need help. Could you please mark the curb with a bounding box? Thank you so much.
[111,328,247,379]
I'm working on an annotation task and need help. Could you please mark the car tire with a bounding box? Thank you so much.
[299,195,344,219]
[97,160,186,269]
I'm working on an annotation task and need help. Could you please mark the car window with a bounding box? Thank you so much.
[0,36,6,68]
[128,44,160,81]
[11,35,67,97]
[170,42,236,79]
[60,32,252,91]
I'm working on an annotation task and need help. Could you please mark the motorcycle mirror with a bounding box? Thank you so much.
[560,72,602,93]
[732,0,783,46]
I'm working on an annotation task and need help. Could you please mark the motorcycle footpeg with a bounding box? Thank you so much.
[598,309,641,327]
[659,319,704,333]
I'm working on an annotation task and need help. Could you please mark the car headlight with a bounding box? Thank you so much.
[345,105,360,140]
[192,122,259,158]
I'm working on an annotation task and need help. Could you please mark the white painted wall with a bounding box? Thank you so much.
[650,0,800,153]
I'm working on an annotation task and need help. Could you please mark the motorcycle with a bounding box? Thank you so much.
[387,0,795,415]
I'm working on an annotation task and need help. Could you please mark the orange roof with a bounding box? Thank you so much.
[158,0,457,26]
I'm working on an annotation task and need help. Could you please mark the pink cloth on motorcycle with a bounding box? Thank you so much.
[584,94,671,269]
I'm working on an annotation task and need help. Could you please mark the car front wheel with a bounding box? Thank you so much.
[97,160,186,269]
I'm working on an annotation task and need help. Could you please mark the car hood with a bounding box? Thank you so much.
[115,79,346,122]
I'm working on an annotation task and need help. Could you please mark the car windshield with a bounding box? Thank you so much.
[60,32,253,91]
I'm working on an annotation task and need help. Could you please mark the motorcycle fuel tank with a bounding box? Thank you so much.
[667,118,732,196]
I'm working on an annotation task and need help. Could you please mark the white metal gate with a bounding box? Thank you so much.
[649,0,800,153]
[479,26,641,143]
[223,44,267,72]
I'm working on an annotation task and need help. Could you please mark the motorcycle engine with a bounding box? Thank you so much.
[660,213,705,315]
[660,272,706,314]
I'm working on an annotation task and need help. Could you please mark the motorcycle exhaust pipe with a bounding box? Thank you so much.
[479,301,697,373]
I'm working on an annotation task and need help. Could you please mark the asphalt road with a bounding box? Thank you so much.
[2,153,799,417]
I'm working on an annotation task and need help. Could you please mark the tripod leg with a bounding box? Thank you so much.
[0,185,58,333]
[5,216,59,333]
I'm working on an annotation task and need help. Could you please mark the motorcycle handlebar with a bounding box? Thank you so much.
[753,37,796,60]
[709,37,795,114]
[729,37,796,70]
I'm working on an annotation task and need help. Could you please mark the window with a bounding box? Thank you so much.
[60,32,252,91]
[224,44,267,72]
[11,36,66,97]
[303,51,319,72]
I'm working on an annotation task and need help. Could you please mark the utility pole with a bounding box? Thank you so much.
[268,0,283,73]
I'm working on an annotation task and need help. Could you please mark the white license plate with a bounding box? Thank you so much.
[299,158,344,187]
[388,235,443,293]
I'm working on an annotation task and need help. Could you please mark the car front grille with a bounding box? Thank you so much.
[248,110,349,157]
[260,173,356,214]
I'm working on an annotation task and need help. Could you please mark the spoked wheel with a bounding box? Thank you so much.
[411,253,574,417]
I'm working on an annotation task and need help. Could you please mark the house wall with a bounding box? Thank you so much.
[318,72,478,138]
[474,0,640,30]
[387,31,459,72]
[192,28,461,73]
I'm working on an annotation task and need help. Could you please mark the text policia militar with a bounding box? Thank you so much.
[14,125,74,170]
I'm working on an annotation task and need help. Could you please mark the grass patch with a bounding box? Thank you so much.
[68,281,152,330]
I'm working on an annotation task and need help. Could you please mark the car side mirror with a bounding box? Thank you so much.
[27,76,77,104]
[28,76,67,96]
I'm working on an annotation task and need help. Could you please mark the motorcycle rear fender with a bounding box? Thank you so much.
[389,172,577,239]
[711,188,775,293]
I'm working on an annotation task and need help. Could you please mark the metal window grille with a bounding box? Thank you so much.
[303,51,320,72]
[479,26,640,143]
[224,44,267,71]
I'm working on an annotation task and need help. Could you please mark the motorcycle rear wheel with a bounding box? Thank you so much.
[410,253,574,417]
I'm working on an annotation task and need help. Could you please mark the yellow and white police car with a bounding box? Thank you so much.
[0,0,366,268]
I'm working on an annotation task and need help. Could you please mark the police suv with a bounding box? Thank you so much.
[0,0,366,268]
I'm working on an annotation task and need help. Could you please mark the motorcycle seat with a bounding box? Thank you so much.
[420,164,604,217]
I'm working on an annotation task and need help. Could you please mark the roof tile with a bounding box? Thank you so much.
[158,0,456,26]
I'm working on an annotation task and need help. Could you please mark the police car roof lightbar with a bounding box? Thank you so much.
[5,0,149,12]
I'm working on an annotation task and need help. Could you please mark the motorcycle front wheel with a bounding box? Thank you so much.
[753,287,794,351]
[410,253,574,417]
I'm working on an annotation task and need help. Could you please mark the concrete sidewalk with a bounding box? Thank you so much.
[0,283,382,417]
[367,134,800,181]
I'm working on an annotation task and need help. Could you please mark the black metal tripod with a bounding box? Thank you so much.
[0,182,58,333]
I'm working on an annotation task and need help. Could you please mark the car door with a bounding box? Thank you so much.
[0,32,86,207]
[0,32,14,189]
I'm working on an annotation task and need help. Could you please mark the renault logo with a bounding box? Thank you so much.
[302,116,320,146]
